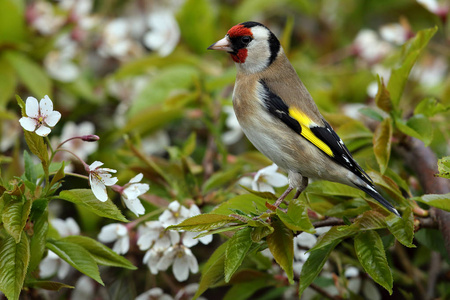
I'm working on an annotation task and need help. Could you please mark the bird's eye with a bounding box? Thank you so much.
[241,36,252,44]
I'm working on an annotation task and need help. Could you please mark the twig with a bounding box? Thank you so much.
[425,251,441,300]
[416,217,439,230]
[309,283,342,300]
[313,217,346,228]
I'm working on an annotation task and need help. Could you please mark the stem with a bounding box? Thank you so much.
[55,148,90,171]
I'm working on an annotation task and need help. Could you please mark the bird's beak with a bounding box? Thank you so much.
[207,36,233,52]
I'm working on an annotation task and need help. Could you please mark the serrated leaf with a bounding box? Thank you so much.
[24,150,37,183]
[437,156,450,179]
[250,226,273,242]
[299,240,339,296]
[374,76,392,113]
[4,51,51,97]
[58,189,127,222]
[387,27,437,107]
[29,208,49,272]
[354,231,393,294]
[373,118,392,174]
[211,194,269,215]
[49,161,65,188]
[168,214,239,232]
[386,208,415,248]
[62,236,136,270]
[46,239,104,285]
[414,98,449,117]
[193,241,228,299]
[2,198,32,243]
[412,193,450,211]
[22,130,49,170]
[225,227,253,282]
[266,218,294,283]
[0,232,30,300]
[276,198,315,233]
[311,226,356,252]
[26,280,73,291]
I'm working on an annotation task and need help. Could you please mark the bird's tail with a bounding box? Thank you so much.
[355,183,400,217]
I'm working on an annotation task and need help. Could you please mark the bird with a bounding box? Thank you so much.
[208,21,400,216]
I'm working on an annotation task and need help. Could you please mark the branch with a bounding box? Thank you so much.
[396,137,450,257]
[312,217,346,228]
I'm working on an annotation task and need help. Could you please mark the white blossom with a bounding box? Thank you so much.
[379,23,409,45]
[143,247,166,275]
[417,0,449,16]
[137,220,180,251]
[27,1,65,35]
[122,173,149,216]
[50,217,80,237]
[19,96,61,137]
[221,105,244,145]
[39,250,71,279]
[71,276,95,300]
[143,9,180,57]
[98,18,135,59]
[159,201,190,228]
[182,205,213,247]
[88,161,118,202]
[353,29,392,64]
[250,163,289,193]
[98,223,130,254]
[44,34,80,82]
[136,287,173,300]
[156,245,198,282]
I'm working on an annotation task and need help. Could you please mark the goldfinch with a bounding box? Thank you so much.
[208,21,400,216]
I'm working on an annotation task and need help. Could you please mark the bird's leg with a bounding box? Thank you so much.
[273,186,294,208]
[293,177,309,199]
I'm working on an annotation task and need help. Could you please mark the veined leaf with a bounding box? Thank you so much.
[2,198,32,243]
[311,225,356,252]
[276,198,315,233]
[26,280,73,291]
[373,118,392,174]
[211,194,268,216]
[396,114,433,146]
[58,189,127,222]
[386,208,415,248]
[46,239,103,285]
[168,214,239,232]
[266,218,294,283]
[29,208,49,272]
[193,241,228,299]
[412,193,450,211]
[387,27,437,107]
[225,227,253,282]
[354,231,393,294]
[0,232,30,300]
[299,240,340,296]
[374,76,392,113]
[62,236,137,270]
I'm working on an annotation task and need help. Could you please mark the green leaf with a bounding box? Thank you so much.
[168,214,239,232]
[387,27,437,107]
[0,232,30,300]
[193,241,228,299]
[412,193,450,211]
[5,51,52,97]
[58,189,128,222]
[2,198,32,243]
[276,198,315,233]
[23,150,38,184]
[354,231,393,294]
[49,161,66,188]
[250,226,274,242]
[311,226,356,251]
[405,114,434,146]
[29,208,49,272]
[299,240,339,296]
[178,0,215,53]
[374,75,392,113]
[0,56,17,107]
[373,118,392,174]
[211,194,269,216]
[386,208,415,248]
[202,166,242,193]
[62,236,137,270]
[26,280,73,291]
[223,278,270,300]
[437,156,450,179]
[414,98,449,117]
[414,229,449,261]
[224,227,253,282]
[266,218,294,283]
[46,239,104,285]
[0,0,25,45]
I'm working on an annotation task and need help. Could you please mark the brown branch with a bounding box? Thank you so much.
[425,251,441,300]
[312,217,346,228]
[309,283,342,300]
[416,217,439,230]
[397,137,450,257]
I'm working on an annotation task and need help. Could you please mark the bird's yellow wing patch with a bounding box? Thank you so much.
[288,107,334,157]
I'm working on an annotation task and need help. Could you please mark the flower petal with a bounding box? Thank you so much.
[124,196,146,217]
[89,161,104,170]
[264,172,288,188]
[129,173,143,183]
[90,178,108,202]
[112,236,129,254]
[19,117,37,132]
[98,224,119,242]
[173,255,189,282]
[25,97,39,118]
[45,111,61,127]
[35,125,52,137]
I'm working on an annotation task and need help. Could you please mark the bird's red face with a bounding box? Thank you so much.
[207,23,254,63]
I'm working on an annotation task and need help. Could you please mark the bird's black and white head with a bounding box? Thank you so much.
[208,21,281,74]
